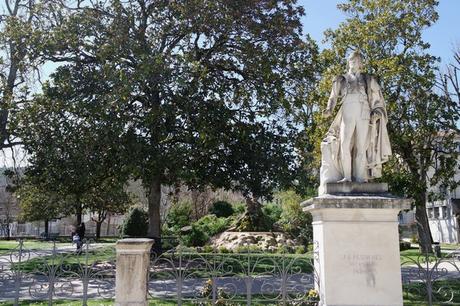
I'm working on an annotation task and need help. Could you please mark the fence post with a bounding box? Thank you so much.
[115,238,154,306]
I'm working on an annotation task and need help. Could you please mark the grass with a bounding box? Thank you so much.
[0,240,73,255]
[11,246,116,274]
[151,252,314,280]
[402,279,460,305]
[400,247,449,265]
[0,298,184,305]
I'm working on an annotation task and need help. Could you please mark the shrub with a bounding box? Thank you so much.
[209,201,234,218]
[219,246,231,253]
[203,245,214,253]
[400,241,411,251]
[233,202,246,215]
[182,215,230,247]
[196,215,230,236]
[295,245,307,254]
[121,207,149,237]
[182,223,209,246]
[262,203,282,225]
[276,190,313,246]
[166,201,193,231]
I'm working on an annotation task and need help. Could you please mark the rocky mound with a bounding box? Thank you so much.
[209,231,297,252]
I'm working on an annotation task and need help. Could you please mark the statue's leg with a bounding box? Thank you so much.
[355,117,370,182]
[339,107,356,182]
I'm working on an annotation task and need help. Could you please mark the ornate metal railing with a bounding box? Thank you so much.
[0,239,116,305]
[148,244,321,306]
[401,247,460,305]
[1,239,459,305]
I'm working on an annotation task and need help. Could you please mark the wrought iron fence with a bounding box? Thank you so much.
[401,247,460,305]
[0,239,458,305]
[0,239,116,305]
[148,245,321,305]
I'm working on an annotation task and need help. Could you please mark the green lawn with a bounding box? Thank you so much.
[150,252,314,280]
[11,246,116,275]
[402,279,460,305]
[0,298,183,306]
[0,240,73,255]
[400,247,450,265]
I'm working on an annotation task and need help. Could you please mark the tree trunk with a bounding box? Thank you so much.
[106,214,111,236]
[246,197,262,216]
[96,221,102,239]
[44,219,49,237]
[76,200,82,225]
[456,215,460,244]
[414,193,433,253]
[148,177,161,238]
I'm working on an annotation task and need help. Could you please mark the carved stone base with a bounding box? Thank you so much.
[302,183,412,306]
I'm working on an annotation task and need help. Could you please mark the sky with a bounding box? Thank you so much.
[299,0,460,67]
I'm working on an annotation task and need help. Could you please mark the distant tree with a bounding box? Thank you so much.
[19,0,319,239]
[310,0,459,253]
[121,207,149,238]
[16,181,71,236]
[209,201,234,218]
[85,179,132,239]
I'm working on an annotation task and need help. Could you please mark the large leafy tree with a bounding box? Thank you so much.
[19,0,319,238]
[17,82,130,224]
[309,0,459,252]
[0,0,63,151]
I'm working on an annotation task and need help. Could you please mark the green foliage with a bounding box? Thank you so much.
[16,180,72,222]
[182,224,209,247]
[182,215,230,247]
[232,202,246,215]
[166,201,193,231]
[121,207,149,237]
[16,0,319,238]
[295,245,307,254]
[276,190,312,245]
[262,203,283,225]
[218,247,231,254]
[209,201,234,218]
[202,245,214,253]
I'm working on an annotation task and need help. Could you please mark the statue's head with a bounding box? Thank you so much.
[347,50,364,73]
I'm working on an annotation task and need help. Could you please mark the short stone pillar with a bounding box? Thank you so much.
[302,182,411,306]
[115,238,154,306]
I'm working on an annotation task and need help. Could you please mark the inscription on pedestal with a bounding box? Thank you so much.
[343,254,383,287]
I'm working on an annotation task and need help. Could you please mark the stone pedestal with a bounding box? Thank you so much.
[115,238,154,306]
[302,182,412,306]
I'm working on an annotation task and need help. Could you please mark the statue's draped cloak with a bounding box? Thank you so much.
[319,74,391,195]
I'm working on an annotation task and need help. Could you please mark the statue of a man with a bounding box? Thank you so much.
[319,50,392,194]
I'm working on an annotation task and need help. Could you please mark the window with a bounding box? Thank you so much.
[442,206,448,219]
[433,207,440,219]
[428,208,434,219]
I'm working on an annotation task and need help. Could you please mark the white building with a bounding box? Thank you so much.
[426,191,460,244]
